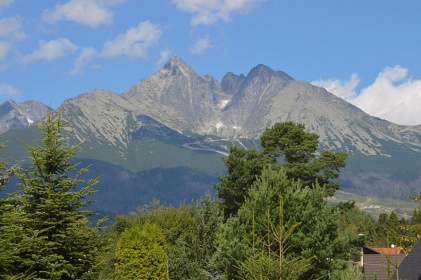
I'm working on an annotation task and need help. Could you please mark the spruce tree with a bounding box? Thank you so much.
[0,140,22,277]
[9,111,105,279]
[214,167,341,279]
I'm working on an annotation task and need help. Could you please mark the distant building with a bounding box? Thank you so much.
[362,245,406,280]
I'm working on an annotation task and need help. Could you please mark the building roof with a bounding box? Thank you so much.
[363,245,405,255]
[369,246,405,255]
[392,239,421,280]
[363,245,407,280]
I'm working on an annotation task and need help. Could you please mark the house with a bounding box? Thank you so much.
[392,238,421,280]
[362,245,407,280]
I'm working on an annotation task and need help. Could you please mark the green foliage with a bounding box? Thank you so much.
[215,122,347,219]
[329,261,364,280]
[261,122,347,195]
[215,145,275,218]
[411,191,421,232]
[369,211,412,249]
[334,201,375,261]
[0,138,14,272]
[0,141,11,189]
[214,168,344,279]
[261,122,319,163]
[1,111,106,279]
[103,194,223,279]
[114,223,167,279]
[237,194,314,280]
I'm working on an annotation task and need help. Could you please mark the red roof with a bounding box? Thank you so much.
[369,246,405,255]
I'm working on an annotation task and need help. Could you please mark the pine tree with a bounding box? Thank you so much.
[261,121,347,195]
[215,145,275,218]
[8,111,106,279]
[215,122,347,218]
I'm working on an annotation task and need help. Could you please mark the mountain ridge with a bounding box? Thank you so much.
[0,99,50,134]
[1,56,420,213]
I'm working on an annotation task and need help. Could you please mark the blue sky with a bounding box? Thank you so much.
[1,0,421,125]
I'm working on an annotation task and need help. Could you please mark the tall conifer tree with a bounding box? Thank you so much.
[9,111,105,279]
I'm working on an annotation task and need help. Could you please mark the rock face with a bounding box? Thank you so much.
[1,56,420,210]
[122,56,225,135]
[118,56,420,156]
[0,100,51,134]
[2,56,420,157]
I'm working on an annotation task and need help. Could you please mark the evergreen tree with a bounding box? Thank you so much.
[0,140,25,277]
[371,211,409,248]
[261,121,347,195]
[214,167,344,279]
[215,145,275,218]
[7,111,105,279]
[335,201,375,262]
[411,191,421,226]
[215,121,347,218]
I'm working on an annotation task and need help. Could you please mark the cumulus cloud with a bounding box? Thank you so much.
[0,0,14,10]
[0,16,27,40]
[0,83,20,98]
[70,47,97,75]
[171,0,265,26]
[0,16,27,62]
[155,49,172,68]
[0,41,11,60]
[70,21,162,74]
[42,0,125,28]
[190,37,212,55]
[101,21,162,59]
[22,38,78,62]
[312,66,421,126]
[312,73,359,100]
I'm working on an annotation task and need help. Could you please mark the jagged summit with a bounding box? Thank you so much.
[1,56,421,210]
[221,72,246,95]
[246,64,294,82]
[163,56,195,76]
[0,99,50,133]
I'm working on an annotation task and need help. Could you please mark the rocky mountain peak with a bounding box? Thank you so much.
[0,99,50,134]
[247,64,293,82]
[163,56,195,77]
[221,72,246,95]
[1,57,421,207]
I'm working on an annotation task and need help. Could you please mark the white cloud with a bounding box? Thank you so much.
[69,21,162,74]
[0,16,27,40]
[101,21,162,59]
[22,38,78,62]
[71,47,97,75]
[0,41,11,60]
[0,83,20,98]
[0,16,27,62]
[171,0,265,26]
[190,37,212,55]
[42,0,125,28]
[0,0,14,10]
[312,66,421,126]
[155,49,172,68]
[312,73,360,100]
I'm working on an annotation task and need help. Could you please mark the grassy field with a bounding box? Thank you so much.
[328,190,418,219]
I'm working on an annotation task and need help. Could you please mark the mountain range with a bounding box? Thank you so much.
[1,56,420,214]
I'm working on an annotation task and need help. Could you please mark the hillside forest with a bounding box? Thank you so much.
[0,111,420,279]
